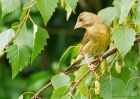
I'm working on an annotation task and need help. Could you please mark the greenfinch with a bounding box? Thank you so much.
[72,12,110,70]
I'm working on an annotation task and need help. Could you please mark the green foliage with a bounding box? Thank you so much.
[125,77,140,97]
[58,44,81,66]
[7,24,32,79]
[100,76,112,99]
[0,29,15,52]
[31,24,49,62]
[51,87,69,99]
[61,0,78,20]
[1,0,21,18]
[98,7,117,25]
[124,44,140,67]
[113,0,134,24]
[51,73,70,89]
[74,65,91,96]
[7,45,31,79]
[0,0,140,98]
[132,1,140,25]
[36,0,59,24]
[112,27,136,58]
[100,76,126,99]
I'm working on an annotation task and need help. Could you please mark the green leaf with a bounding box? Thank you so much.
[74,65,91,96]
[98,7,117,25]
[100,76,126,99]
[0,29,15,52]
[111,66,131,83]
[132,2,140,25]
[51,87,69,99]
[125,77,140,97]
[113,0,134,24]
[113,0,122,15]
[7,45,31,79]
[31,24,49,62]
[61,0,78,20]
[1,0,21,18]
[14,24,33,49]
[18,94,23,99]
[70,44,81,59]
[124,44,140,67]
[100,76,112,99]
[51,73,70,89]
[7,24,32,79]
[58,44,81,66]
[36,0,59,24]
[112,27,136,58]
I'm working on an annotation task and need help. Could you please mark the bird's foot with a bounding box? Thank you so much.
[88,63,95,71]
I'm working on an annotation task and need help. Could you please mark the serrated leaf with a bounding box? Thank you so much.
[98,7,117,25]
[100,76,126,99]
[14,24,33,49]
[66,0,78,12]
[31,24,49,62]
[1,0,21,18]
[113,0,134,24]
[74,65,91,96]
[36,0,59,25]
[112,27,136,58]
[0,29,15,52]
[7,24,32,79]
[51,87,69,99]
[7,45,31,79]
[58,44,81,67]
[51,73,70,89]
[62,0,78,20]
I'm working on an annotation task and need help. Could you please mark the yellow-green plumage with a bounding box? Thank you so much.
[70,12,110,67]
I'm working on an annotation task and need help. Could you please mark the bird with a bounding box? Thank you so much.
[68,12,110,71]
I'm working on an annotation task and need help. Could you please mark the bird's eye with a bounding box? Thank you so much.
[79,18,83,22]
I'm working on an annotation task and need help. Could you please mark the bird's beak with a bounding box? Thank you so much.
[74,22,82,29]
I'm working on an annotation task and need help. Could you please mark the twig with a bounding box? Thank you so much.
[31,36,140,99]
[67,70,91,96]
[31,82,52,99]
[15,8,30,34]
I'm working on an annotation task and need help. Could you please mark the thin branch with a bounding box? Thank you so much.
[31,82,51,99]
[66,70,91,96]
[15,8,30,34]
[31,37,140,99]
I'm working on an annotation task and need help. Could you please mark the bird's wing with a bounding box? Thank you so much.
[80,32,90,52]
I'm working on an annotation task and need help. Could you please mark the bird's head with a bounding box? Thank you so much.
[74,12,103,29]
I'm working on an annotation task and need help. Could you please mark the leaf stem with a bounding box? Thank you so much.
[29,15,35,24]
[14,8,30,36]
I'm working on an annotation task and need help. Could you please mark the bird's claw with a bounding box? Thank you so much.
[89,64,95,71]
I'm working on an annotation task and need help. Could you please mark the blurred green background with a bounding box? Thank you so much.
[0,0,113,98]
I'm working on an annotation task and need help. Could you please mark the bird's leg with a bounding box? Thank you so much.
[84,54,95,70]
